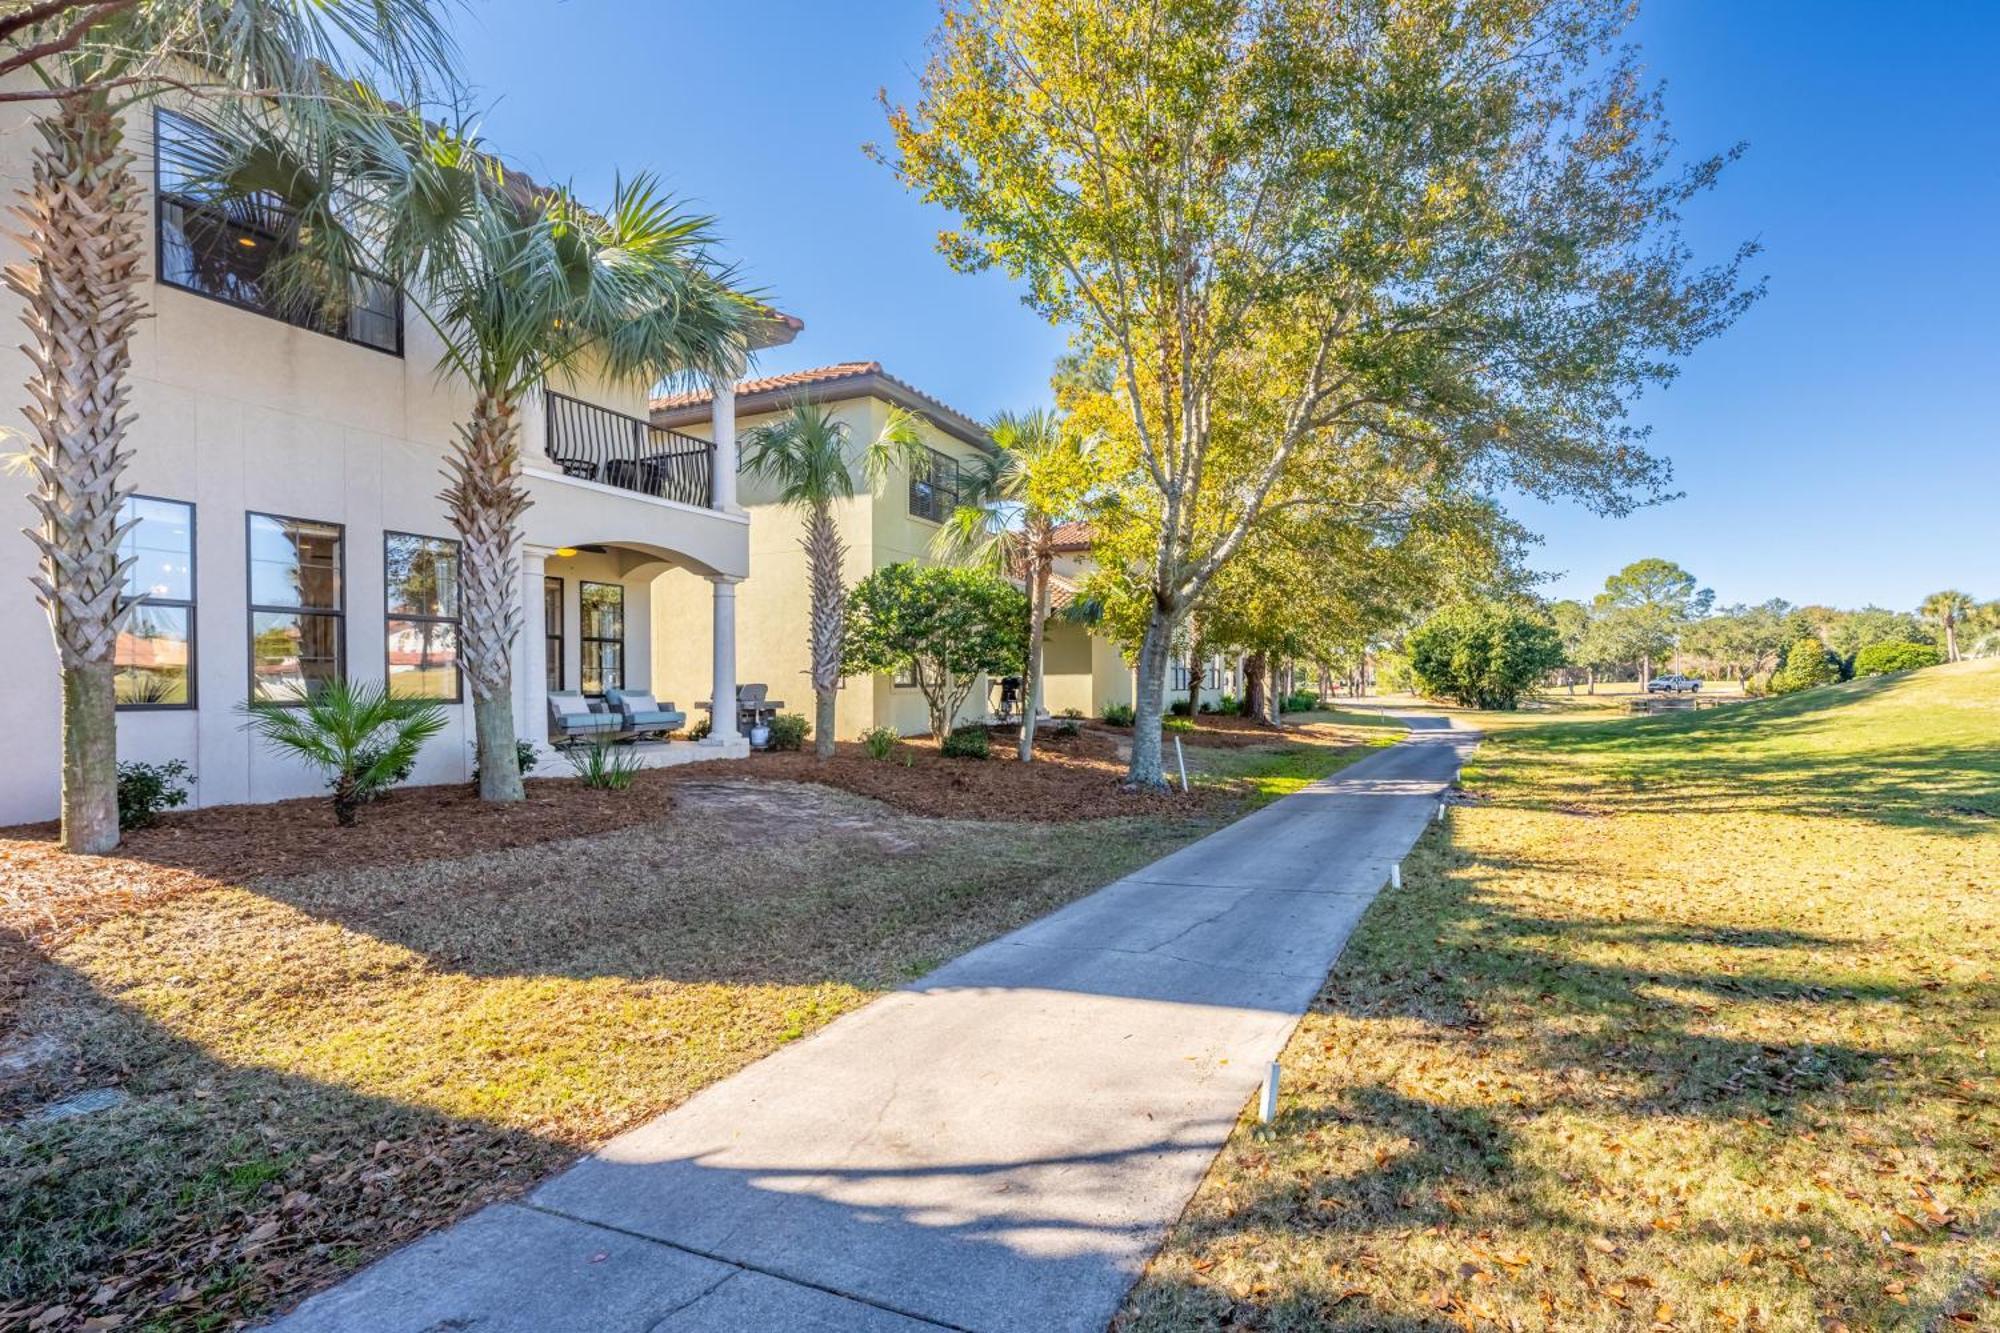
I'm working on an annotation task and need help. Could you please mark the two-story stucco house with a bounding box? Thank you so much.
[0,99,797,826]
[652,367,1140,738]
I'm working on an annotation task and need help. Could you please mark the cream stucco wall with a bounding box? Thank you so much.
[651,395,999,741]
[0,95,747,824]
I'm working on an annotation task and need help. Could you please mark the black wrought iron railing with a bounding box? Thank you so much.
[545,390,715,508]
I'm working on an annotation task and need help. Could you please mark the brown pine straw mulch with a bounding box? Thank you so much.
[0,727,1218,947]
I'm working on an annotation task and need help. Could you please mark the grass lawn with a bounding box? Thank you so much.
[1121,661,1999,1332]
[0,715,1394,1330]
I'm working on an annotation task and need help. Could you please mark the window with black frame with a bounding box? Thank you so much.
[248,513,343,703]
[385,533,461,701]
[115,495,196,708]
[153,109,401,354]
[544,576,565,693]
[578,581,624,695]
[907,446,960,523]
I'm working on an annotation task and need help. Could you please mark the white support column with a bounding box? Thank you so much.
[520,546,553,751]
[709,349,744,514]
[704,574,742,745]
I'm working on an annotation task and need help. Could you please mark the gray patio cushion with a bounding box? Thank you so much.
[626,710,684,728]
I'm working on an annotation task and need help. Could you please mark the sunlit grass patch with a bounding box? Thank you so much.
[1122,661,2000,1332]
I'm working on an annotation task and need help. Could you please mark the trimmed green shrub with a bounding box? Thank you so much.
[940,724,990,759]
[1216,693,1238,714]
[1853,641,1943,678]
[688,715,713,742]
[766,713,811,751]
[471,739,538,789]
[1102,702,1135,726]
[117,759,193,831]
[1168,698,1192,716]
[859,726,900,760]
[1049,716,1081,739]
[1405,601,1565,709]
[1769,636,1842,695]
[1281,689,1321,712]
[1164,715,1194,733]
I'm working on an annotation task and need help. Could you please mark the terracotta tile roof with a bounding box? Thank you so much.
[651,361,881,412]
[1046,521,1095,553]
[651,361,995,454]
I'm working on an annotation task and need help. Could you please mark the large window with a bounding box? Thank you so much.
[579,581,624,695]
[115,495,195,708]
[385,533,461,701]
[248,513,343,702]
[544,576,565,693]
[907,446,960,524]
[154,109,401,355]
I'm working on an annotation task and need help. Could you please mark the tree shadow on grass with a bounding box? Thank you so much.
[0,956,568,1331]
[1490,673,2000,833]
[1114,849,1994,1330]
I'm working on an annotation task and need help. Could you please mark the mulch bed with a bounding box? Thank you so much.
[1100,712,1325,749]
[0,777,684,945]
[0,729,1209,944]
[710,732,1206,823]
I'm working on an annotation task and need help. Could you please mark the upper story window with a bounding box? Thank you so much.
[385,533,461,702]
[115,495,196,708]
[907,446,960,524]
[154,109,403,356]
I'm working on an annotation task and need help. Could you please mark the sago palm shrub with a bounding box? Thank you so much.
[241,680,447,826]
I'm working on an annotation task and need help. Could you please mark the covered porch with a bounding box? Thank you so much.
[513,543,748,772]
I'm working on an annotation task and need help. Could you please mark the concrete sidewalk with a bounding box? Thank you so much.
[273,717,1474,1333]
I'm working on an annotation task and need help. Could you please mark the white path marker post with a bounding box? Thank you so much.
[1390,862,1402,890]
[1173,736,1190,794]
[1436,800,1447,823]
[1259,1062,1280,1124]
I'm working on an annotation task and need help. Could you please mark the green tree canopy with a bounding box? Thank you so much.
[1591,558,1713,683]
[844,563,1028,739]
[1405,602,1565,710]
[879,0,1760,786]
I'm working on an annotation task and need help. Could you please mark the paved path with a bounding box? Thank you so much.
[274,716,1474,1333]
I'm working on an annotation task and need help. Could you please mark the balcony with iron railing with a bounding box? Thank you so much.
[544,390,716,509]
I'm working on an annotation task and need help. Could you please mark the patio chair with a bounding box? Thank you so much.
[547,690,620,745]
[605,687,686,741]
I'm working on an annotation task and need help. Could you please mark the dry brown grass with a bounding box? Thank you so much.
[0,713,1398,1331]
[1121,662,2000,1333]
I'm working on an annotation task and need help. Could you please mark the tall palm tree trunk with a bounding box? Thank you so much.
[6,92,144,854]
[1019,549,1052,762]
[443,390,531,801]
[805,500,845,760]
[1946,618,1959,663]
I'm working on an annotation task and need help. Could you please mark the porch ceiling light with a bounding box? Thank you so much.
[237,235,257,248]
[554,547,579,558]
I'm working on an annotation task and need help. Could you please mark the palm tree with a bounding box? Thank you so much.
[742,401,926,760]
[937,409,1096,761]
[1,3,453,853]
[1921,589,1974,663]
[205,99,755,800]
[241,680,448,827]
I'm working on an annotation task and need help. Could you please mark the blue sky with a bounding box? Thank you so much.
[456,1,1997,612]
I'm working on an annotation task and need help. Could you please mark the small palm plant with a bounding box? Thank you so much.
[241,681,447,826]
[741,401,927,760]
[1920,589,1974,663]
[936,408,1098,761]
